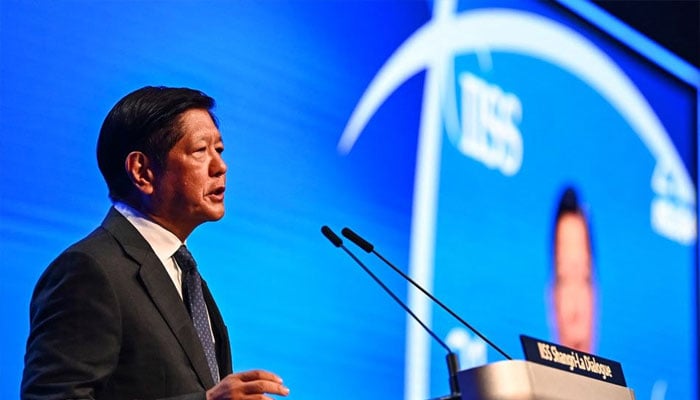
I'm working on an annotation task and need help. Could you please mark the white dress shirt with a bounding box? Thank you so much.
[114,202,185,297]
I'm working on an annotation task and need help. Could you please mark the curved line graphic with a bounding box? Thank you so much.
[339,8,694,203]
[338,21,437,154]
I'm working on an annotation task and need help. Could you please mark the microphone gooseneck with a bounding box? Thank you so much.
[321,226,454,355]
[322,225,461,400]
[340,226,512,361]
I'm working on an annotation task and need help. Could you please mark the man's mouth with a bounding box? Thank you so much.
[208,186,226,200]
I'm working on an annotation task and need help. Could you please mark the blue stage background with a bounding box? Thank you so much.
[1,1,697,400]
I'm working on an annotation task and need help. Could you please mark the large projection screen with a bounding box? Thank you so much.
[1,1,697,400]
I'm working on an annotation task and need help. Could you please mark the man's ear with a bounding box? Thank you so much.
[125,151,155,195]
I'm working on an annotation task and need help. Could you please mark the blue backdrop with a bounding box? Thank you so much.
[1,1,697,400]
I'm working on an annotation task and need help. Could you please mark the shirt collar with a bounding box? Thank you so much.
[114,202,183,263]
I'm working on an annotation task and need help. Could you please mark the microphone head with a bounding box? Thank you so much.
[321,225,343,247]
[341,227,374,252]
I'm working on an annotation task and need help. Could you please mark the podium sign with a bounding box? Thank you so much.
[520,335,627,387]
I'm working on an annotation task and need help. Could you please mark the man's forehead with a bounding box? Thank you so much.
[178,110,222,139]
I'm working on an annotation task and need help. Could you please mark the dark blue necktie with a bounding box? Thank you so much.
[174,245,220,384]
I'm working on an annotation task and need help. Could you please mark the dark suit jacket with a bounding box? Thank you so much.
[22,208,232,400]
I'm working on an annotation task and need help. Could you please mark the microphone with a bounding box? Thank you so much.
[321,226,461,400]
[341,227,512,361]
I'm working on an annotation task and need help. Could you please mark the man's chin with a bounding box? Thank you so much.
[205,211,225,222]
[194,206,225,225]
[562,337,590,352]
[209,208,225,221]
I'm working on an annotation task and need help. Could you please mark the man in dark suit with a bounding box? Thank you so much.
[21,86,290,400]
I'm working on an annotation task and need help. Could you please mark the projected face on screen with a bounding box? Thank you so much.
[552,187,595,353]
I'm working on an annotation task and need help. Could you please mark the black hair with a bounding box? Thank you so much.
[551,185,594,274]
[96,86,217,204]
[555,187,585,226]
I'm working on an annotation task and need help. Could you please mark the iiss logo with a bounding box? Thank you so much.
[338,1,696,399]
[449,72,522,176]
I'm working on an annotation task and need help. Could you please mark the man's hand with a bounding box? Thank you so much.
[206,370,290,400]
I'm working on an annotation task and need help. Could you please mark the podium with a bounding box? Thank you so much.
[457,360,636,400]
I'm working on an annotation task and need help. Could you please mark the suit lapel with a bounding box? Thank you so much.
[101,208,216,389]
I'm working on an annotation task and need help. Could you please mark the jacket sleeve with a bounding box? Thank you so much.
[21,250,122,399]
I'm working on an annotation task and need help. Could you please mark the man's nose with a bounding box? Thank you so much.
[211,152,227,176]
